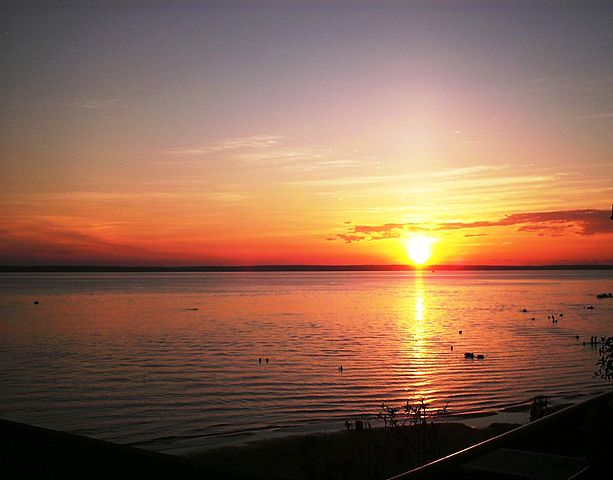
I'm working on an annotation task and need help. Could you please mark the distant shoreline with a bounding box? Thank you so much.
[1,264,613,272]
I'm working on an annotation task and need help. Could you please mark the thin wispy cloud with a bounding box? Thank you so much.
[67,98,120,110]
[287,167,548,192]
[431,165,507,179]
[281,156,380,173]
[0,216,153,259]
[577,113,613,120]
[164,135,284,156]
[164,136,382,175]
[517,74,613,94]
[0,189,251,206]
[287,174,402,188]
[236,147,327,164]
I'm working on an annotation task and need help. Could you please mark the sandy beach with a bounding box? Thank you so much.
[189,421,519,480]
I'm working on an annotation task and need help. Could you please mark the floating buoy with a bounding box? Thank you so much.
[33,300,39,305]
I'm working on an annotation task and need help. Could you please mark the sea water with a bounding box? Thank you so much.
[1,271,611,453]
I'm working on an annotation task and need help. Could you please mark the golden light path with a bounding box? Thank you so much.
[400,271,435,402]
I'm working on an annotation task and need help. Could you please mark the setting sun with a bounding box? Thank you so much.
[405,236,436,266]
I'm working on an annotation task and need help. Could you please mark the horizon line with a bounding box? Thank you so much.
[1,264,613,272]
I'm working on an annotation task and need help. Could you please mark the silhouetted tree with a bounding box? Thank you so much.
[595,336,613,380]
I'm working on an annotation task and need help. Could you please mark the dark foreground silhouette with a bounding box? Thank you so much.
[0,418,245,479]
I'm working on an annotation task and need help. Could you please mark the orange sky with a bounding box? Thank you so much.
[2,3,613,266]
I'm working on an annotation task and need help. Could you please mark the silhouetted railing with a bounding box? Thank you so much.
[388,389,613,479]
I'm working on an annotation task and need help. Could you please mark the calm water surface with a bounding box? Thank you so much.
[1,271,612,453]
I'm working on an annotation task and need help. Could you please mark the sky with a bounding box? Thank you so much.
[1,1,613,266]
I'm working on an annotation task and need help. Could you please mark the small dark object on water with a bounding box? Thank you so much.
[459,330,462,335]
[522,308,527,313]
[33,300,39,305]
[259,358,261,364]
[596,293,613,299]
[531,317,535,320]
[187,308,198,310]
[477,354,485,360]
[575,335,580,340]
[464,352,474,359]
[559,313,563,317]
[338,365,343,372]
[265,358,269,364]
[450,345,453,351]
[587,305,594,309]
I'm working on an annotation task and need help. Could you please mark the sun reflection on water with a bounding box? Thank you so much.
[413,271,425,338]
[397,272,437,402]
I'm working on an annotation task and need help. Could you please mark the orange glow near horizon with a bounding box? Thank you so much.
[2,5,613,266]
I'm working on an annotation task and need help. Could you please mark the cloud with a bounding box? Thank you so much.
[518,75,611,94]
[0,216,154,264]
[279,157,377,172]
[331,209,613,243]
[432,210,612,236]
[286,164,541,190]
[164,135,284,156]
[502,210,613,236]
[334,223,421,242]
[236,147,326,165]
[67,98,120,110]
[164,136,382,176]
[353,223,406,234]
[431,165,506,179]
[335,234,367,243]
[577,113,613,120]
[287,174,402,188]
[517,224,568,237]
